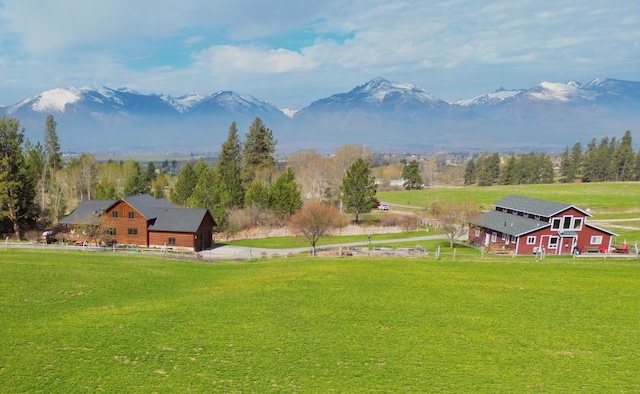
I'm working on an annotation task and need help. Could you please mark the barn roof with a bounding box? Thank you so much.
[493,195,591,218]
[59,200,116,225]
[147,208,214,233]
[472,210,550,237]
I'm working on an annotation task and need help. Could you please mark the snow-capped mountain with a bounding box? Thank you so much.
[298,77,448,113]
[455,88,523,107]
[0,77,638,153]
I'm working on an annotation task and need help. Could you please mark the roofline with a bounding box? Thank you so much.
[585,222,618,236]
[492,203,592,218]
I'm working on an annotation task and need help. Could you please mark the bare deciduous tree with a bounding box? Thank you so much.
[289,201,339,255]
[430,200,480,248]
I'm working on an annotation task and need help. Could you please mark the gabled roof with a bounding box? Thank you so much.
[147,208,215,233]
[59,200,116,225]
[472,210,550,237]
[493,195,591,218]
[117,194,174,219]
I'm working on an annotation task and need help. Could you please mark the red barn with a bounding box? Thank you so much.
[468,195,617,255]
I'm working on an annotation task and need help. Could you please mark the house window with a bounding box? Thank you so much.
[112,211,118,218]
[548,237,559,249]
[105,228,116,236]
[128,211,135,219]
[562,216,572,230]
[474,228,480,237]
[168,237,176,246]
[590,235,603,245]
[491,232,497,242]
[127,228,138,236]
[573,218,583,230]
[527,236,536,245]
[534,215,540,220]
[501,233,506,240]
[552,218,561,230]
[523,213,529,218]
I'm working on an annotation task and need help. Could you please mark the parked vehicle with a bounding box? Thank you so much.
[378,204,389,211]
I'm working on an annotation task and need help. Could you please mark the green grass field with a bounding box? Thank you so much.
[378,182,640,215]
[1,250,638,392]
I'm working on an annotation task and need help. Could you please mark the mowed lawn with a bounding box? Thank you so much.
[1,250,638,392]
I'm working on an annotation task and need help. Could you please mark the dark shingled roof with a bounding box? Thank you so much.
[493,195,591,218]
[472,210,550,237]
[121,194,174,218]
[61,194,216,234]
[147,208,211,233]
[59,200,116,225]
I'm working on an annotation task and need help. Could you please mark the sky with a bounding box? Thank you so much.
[0,0,638,109]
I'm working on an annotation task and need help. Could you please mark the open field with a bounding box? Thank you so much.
[1,250,638,392]
[378,182,640,217]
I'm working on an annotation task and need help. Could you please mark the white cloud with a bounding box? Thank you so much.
[0,0,637,107]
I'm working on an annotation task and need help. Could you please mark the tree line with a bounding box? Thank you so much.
[0,116,382,242]
[463,130,636,186]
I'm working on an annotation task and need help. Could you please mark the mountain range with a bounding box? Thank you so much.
[1,77,638,154]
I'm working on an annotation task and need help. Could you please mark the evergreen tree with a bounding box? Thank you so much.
[582,138,598,182]
[242,117,276,187]
[187,167,232,231]
[244,180,270,210]
[559,147,571,183]
[269,167,303,217]
[192,159,209,179]
[170,163,197,205]
[44,115,62,173]
[340,158,377,224]
[477,153,500,186]
[612,130,634,181]
[568,142,583,181]
[123,162,150,196]
[94,180,119,200]
[0,117,37,240]
[500,155,516,184]
[401,160,423,189]
[145,162,157,182]
[463,158,476,186]
[217,121,245,208]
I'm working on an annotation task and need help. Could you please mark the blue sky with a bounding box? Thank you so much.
[0,0,638,109]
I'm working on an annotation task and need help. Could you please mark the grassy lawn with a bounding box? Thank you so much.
[1,250,638,392]
[378,182,640,216]
[224,230,430,249]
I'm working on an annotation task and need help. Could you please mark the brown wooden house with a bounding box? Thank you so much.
[61,194,217,251]
[468,195,617,255]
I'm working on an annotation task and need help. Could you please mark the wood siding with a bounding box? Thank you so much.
[101,200,149,246]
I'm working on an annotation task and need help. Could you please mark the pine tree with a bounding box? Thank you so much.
[187,167,232,231]
[269,167,303,217]
[612,130,634,181]
[401,160,423,190]
[244,180,270,209]
[123,162,150,196]
[463,158,476,186]
[340,158,377,224]
[559,147,571,183]
[44,115,62,174]
[170,163,197,205]
[0,117,37,240]
[242,118,276,187]
[218,121,245,208]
